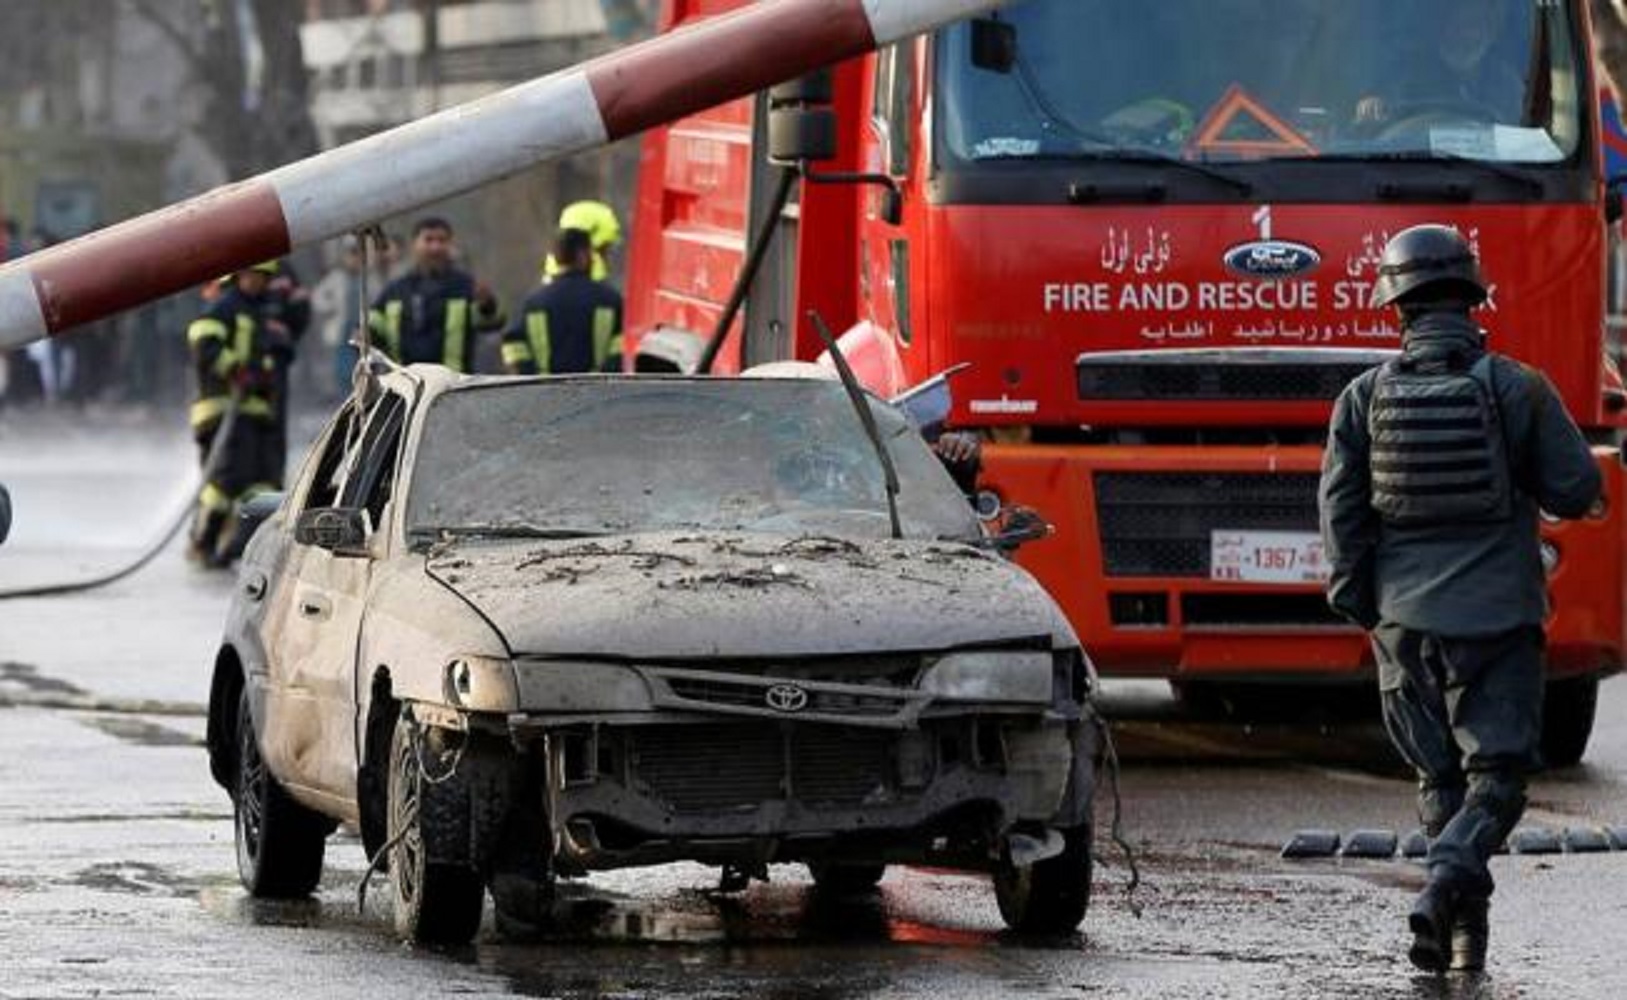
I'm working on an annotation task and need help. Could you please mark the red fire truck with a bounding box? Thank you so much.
[626,0,1625,764]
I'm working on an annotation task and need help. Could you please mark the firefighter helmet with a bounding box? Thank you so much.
[558,200,621,250]
[1373,224,1487,308]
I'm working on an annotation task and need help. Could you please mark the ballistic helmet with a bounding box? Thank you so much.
[1373,225,1487,308]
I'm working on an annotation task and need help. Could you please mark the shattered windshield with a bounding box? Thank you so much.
[939,0,1582,165]
[405,379,981,542]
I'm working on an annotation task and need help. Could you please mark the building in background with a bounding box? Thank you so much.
[300,0,659,302]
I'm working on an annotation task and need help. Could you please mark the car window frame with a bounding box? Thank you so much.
[294,406,359,516]
[339,392,409,540]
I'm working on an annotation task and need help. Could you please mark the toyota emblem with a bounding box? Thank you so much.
[765,683,810,713]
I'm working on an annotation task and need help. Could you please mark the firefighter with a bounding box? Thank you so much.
[186,262,286,567]
[502,227,624,375]
[1355,0,1522,126]
[1318,225,1601,974]
[260,259,310,488]
[368,218,505,372]
[542,200,620,284]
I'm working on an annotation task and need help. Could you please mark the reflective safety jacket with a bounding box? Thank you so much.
[500,271,624,375]
[367,267,506,373]
[187,287,279,430]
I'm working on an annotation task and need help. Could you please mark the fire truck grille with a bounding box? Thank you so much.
[1078,361,1376,401]
[628,725,895,813]
[1094,472,1320,577]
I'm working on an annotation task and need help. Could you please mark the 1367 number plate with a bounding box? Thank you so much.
[1210,530,1328,584]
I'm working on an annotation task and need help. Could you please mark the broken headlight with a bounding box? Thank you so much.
[919,651,1053,704]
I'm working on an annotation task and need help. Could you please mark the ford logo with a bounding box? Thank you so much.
[1223,240,1321,281]
[765,683,810,713]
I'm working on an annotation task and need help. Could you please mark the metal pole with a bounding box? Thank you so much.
[0,0,1006,352]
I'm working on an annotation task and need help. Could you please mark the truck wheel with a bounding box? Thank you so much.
[1541,675,1600,769]
[993,826,1092,935]
[234,689,327,898]
[389,716,485,945]
[807,862,886,894]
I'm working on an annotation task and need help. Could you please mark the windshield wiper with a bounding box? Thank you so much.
[1310,152,1546,198]
[806,311,904,540]
[422,525,607,542]
[1067,151,1254,196]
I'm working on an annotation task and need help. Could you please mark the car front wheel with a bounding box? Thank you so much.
[234,689,328,898]
[992,825,1092,935]
[389,714,485,944]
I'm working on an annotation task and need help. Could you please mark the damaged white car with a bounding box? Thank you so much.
[206,365,1101,943]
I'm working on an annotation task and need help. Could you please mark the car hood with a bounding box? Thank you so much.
[424,531,1071,659]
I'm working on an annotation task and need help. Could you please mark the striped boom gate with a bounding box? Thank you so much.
[0,0,1004,350]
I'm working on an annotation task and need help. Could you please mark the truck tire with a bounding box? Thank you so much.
[807,862,886,894]
[233,690,328,898]
[993,825,1092,935]
[389,715,485,945]
[1541,675,1600,769]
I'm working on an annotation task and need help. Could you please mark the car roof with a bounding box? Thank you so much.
[386,365,843,405]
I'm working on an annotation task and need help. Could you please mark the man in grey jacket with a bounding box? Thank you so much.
[1319,225,1601,974]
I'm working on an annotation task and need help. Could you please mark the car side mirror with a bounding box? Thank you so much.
[969,17,1017,74]
[237,491,284,544]
[0,483,11,545]
[295,507,371,556]
[988,506,1050,553]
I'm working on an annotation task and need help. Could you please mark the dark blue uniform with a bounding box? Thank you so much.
[500,271,624,375]
[369,267,505,373]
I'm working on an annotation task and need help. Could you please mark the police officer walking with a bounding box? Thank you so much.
[368,218,505,372]
[1319,225,1601,974]
[502,227,624,375]
[186,262,287,567]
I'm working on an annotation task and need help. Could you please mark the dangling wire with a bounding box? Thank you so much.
[1097,713,1143,917]
[343,225,387,460]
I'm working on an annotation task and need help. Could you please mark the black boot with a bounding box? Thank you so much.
[1408,880,1460,973]
[1450,899,1489,972]
[189,509,228,566]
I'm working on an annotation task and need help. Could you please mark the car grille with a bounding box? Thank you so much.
[628,725,895,813]
[663,676,904,718]
[658,656,920,687]
[1095,472,1320,577]
[1078,360,1375,401]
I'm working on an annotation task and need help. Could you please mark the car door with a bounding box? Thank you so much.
[263,392,405,809]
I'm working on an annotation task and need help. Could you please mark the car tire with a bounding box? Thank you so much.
[389,715,485,945]
[807,862,886,894]
[233,689,327,898]
[1541,675,1600,769]
[993,825,1092,935]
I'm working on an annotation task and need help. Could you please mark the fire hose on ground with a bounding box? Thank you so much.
[0,395,240,601]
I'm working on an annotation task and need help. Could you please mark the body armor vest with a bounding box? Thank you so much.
[1367,354,1513,527]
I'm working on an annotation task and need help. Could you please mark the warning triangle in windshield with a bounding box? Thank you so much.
[1187,84,1317,158]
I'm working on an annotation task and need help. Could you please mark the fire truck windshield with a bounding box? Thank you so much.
[938,0,1582,169]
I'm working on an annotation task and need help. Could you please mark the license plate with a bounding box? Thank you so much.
[1210,530,1328,584]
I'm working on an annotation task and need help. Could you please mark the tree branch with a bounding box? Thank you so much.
[124,0,207,76]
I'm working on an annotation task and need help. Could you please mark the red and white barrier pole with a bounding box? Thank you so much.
[0,0,1003,350]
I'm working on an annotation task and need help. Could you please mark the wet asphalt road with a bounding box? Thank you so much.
[2,412,1625,998]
